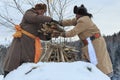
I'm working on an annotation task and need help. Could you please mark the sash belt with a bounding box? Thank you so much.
[82,33,101,46]
[13,25,42,63]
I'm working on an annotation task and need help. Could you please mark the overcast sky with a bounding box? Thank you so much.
[0,0,120,42]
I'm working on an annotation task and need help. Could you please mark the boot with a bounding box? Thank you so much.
[4,71,9,77]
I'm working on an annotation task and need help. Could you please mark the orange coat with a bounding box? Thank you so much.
[62,16,113,75]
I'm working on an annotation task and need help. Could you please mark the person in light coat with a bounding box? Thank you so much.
[59,4,113,77]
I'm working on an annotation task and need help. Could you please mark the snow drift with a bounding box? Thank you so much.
[2,61,110,80]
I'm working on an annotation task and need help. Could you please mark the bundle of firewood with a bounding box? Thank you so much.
[38,22,65,38]
[39,43,80,62]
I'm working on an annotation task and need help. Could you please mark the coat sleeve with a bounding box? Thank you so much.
[24,10,52,24]
[61,18,77,26]
[65,19,87,37]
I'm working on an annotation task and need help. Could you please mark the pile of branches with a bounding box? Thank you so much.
[38,22,80,62]
[40,43,80,62]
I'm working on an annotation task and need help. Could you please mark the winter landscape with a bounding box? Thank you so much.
[0,0,120,80]
[0,61,110,80]
[0,30,120,80]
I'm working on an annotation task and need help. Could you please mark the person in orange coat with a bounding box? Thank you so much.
[59,4,113,77]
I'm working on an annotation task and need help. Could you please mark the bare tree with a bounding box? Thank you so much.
[0,0,26,29]
[0,0,77,27]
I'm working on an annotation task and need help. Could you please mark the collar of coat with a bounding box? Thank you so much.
[77,16,89,23]
[27,8,39,15]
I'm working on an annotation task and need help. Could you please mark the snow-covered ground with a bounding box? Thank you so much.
[0,61,110,80]
[0,76,3,80]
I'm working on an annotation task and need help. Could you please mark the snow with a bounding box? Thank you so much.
[0,26,14,46]
[0,61,110,80]
[0,76,3,80]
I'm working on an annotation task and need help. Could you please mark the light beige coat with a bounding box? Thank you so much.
[62,16,113,75]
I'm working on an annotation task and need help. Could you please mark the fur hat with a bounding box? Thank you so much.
[73,4,93,18]
[35,3,47,11]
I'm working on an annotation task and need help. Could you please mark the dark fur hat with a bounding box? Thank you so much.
[35,3,47,11]
[73,4,93,18]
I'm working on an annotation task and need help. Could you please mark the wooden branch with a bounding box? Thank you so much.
[39,43,79,62]
[13,0,24,14]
